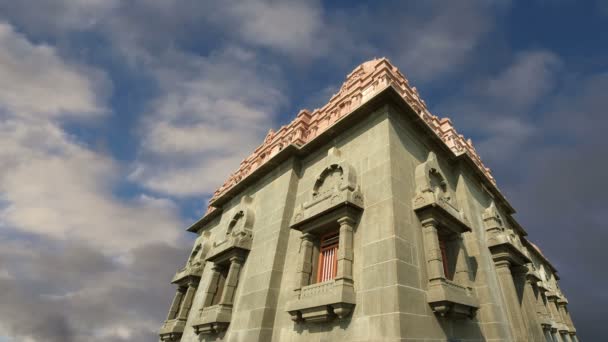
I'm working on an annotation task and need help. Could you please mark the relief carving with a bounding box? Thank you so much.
[412,152,467,225]
[207,196,254,262]
[483,202,530,267]
[292,148,363,227]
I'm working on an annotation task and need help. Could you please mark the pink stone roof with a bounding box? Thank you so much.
[206,58,496,210]
[529,241,545,257]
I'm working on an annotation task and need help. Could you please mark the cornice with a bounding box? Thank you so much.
[191,58,515,232]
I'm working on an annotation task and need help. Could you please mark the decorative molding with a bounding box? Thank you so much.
[483,202,531,267]
[413,152,478,319]
[287,153,360,324]
[204,58,495,215]
[292,148,363,228]
[193,304,232,335]
[206,196,254,263]
[159,233,212,341]
[412,152,471,234]
[172,233,210,285]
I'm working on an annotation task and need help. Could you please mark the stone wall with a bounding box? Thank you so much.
[160,100,578,342]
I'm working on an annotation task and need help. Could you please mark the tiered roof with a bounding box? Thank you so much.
[203,58,497,216]
[192,57,558,273]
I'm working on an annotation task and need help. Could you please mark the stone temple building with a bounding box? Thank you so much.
[158,58,578,342]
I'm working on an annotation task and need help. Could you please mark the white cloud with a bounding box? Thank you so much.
[223,0,325,56]
[0,21,181,253]
[0,118,182,253]
[0,21,107,119]
[130,48,286,196]
[0,0,119,35]
[390,1,504,82]
[483,50,562,109]
[434,50,562,165]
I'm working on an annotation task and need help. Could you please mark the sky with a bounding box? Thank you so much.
[0,1,606,341]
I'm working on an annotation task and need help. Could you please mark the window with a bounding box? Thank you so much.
[209,266,228,306]
[413,152,479,318]
[438,236,451,280]
[286,150,360,323]
[317,231,339,283]
[438,234,459,281]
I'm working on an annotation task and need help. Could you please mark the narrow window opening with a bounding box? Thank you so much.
[210,267,228,306]
[439,236,452,280]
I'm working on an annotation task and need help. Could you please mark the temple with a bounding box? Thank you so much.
[159,58,578,342]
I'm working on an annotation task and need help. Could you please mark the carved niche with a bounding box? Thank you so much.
[172,233,211,284]
[206,196,254,263]
[483,202,530,267]
[192,196,254,335]
[412,152,478,319]
[412,152,470,233]
[159,233,211,342]
[287,147,362,324]
[292,147,363,227]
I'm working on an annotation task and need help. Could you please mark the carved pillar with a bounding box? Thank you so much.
[535,286,549,320]
[558,301,575,333]
[166,288,185,320]
[177,282,197,320]
[546,295,563,326]
[421,219,445,281]
[203,264,222,307]
[294,233,314,299]
[220,256,244,305]
[495,260,528,342]
[336,217,355,282]
[453,236,470,286]
[519,269,546,341]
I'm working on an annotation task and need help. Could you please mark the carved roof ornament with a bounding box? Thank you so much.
[412,151,473,237]
[483,201,531,266]
[292,147,363,227]
[206,195,254,262]
[172,231,211,285]
[205,58,496,215]
[412,152,466,221]
[483,202,504,232]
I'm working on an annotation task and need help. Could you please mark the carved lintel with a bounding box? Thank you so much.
[159,318,186,341]
[206,198,255,262]
[192,304,233,335]
[292,149,363,228]
[427,279,479,319]
[412,152,470,234]
[286,279,356,323]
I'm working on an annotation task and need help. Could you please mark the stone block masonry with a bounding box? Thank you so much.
[159,58,578,342]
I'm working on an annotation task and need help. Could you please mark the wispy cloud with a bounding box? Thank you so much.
[0,22,107,119]
[0,20,185,341]
[129,47,287,196]
[434,50,562,165]
[0,1,605,341]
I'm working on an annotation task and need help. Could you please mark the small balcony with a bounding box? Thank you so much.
[487,232,531,267]
[427,278,479,319]
[159,318,186,342]
[286,279,356,323]
[192,304,233,335]
[171,263,204,284]
[205,230,252,264]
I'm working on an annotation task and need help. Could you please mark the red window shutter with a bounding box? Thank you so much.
[317,232,339,283]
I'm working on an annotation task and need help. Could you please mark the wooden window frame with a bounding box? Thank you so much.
[316,231,339,283]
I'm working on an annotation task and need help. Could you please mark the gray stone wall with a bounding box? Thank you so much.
[163,102,577,342]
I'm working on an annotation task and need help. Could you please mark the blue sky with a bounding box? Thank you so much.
[0,1,606,341]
